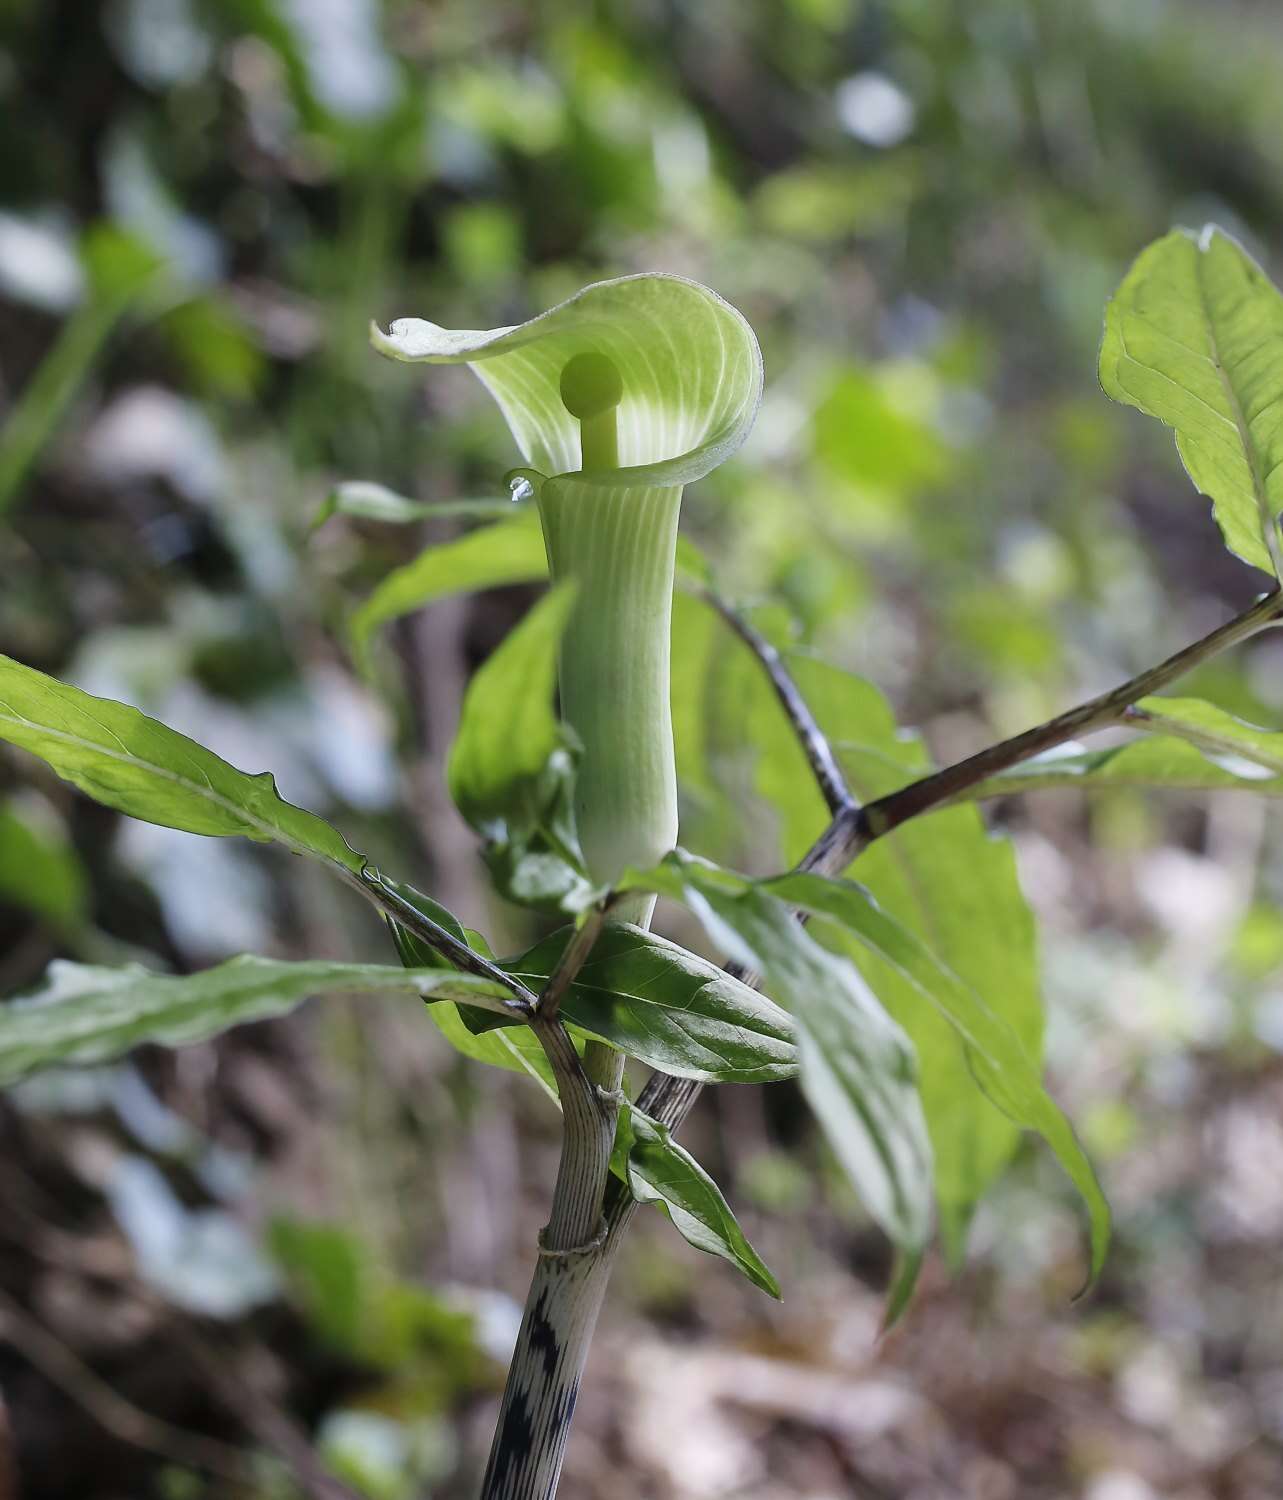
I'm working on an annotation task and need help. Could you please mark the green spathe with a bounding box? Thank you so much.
[372,274,763,885]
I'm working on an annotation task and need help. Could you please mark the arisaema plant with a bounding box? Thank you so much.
[5,224,1283,1498]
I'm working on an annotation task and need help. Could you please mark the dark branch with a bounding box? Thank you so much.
[356,866,536,1015]
[702,588,855,816]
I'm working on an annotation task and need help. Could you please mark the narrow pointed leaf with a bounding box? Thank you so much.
[1100,225,1283,576]
[613,1102,780,1298]
[506,921,797,1084]
[0,957,513,1087]
[0,655,362,872]
[350,513,548,660]
[313,480,518,530]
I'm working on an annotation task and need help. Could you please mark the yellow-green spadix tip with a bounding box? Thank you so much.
[559,352,623,420]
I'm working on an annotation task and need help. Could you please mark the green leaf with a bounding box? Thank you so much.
[0,654,363,873]
[613,1102,780,1298]
[448,583,576,837]
[371,274,762,488]
[349,512,548,661]
[0,957,513,1087]
[744,646,1045,1258]
[965,696,1283,802]
[1127,694,1283,774]
[312,480,518,531]
[445,581,597,914]
[0,799,88,928]
[629,857,933,1258]
[762,871,1109,1284]
[505,920,798,1084]
[1100,225,1283,576]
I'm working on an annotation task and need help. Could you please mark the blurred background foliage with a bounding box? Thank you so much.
[3,0,1283,1496]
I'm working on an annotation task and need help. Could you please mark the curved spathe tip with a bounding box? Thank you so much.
[371,273,763,489]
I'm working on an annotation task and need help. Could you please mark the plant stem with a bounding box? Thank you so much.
[481,943,622,1500]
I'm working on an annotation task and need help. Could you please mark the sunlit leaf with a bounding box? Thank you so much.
[613,1102,780,1298]
[1100,225,1283,576]
[0,654,363,873]
[349,512,548,661]
[0,957,512,1087]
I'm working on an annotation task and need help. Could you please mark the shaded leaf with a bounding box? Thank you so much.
[0,957,513,1087]
[613,1102,780,1298]
[378,873,561,1098]
[0,799,88,928]
[0,654,362,873]
[1100,225,1283,575]
[764,870,1109,1283]
[628,856,933,1258]
[448,583,576,837]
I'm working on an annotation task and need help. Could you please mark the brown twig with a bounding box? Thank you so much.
[700,588,856,816]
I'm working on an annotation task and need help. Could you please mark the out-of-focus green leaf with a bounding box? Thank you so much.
[627,855,933,1260]
[612,1101,780,1298]
[763,870,1109,1283]
[743,644,1043,1257]
[0,654,364,874]
[313,481,518,531]
[0,225,164,517]
[0,799,88,928]
[1100,225,1283,576]
[813,365,946,501]
[349,513,548,662]
[0,957,513,1087]
[505,920,798,1084]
